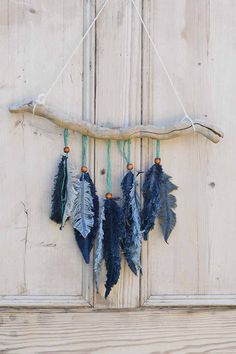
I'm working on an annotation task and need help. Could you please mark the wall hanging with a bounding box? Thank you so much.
[9,0,223,298]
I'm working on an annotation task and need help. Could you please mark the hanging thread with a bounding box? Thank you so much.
[117,140,131,164]
[156,140,160,158]
[106,140,112,193]
[82,135,88,166]
[124,140,131,164]
[130,0,190,119]
[32,0,193,129]
[64,128,69,155]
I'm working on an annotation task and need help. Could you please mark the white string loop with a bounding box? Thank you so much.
[130,0,190,120]
[33,93,46,115]
[181,115,196,131]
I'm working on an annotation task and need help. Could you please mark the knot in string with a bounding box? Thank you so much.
[32,93,46,115]
[181,115,196,131]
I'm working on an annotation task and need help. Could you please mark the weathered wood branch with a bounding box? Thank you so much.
[9,101,223,143]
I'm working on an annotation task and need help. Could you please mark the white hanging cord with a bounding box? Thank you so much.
[130,0,190,119]
[33,0,110,113]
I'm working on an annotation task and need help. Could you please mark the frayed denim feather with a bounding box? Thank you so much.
[103,198,122,299]
[50,155,68,224]
[121,171,142,275]
[73,172,99,264]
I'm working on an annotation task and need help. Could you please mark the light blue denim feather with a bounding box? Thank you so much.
[71,173,94,238]
[94,202,105,292]
[129,177,142,273]
[61,165,80,227]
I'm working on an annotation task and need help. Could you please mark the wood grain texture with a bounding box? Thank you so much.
[9,101,223,143]
[94,0,142,308]
[0,0,93,306]
[1,308,236,353]
[0,0,235,311]
[141,0,236,306]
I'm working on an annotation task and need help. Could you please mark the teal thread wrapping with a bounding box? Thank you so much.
[117,140,131,164]
[82,135,88,166]
[156,139,160,158]
[64,128,69,155]
[106,140,112,193]
[124,140,131,164]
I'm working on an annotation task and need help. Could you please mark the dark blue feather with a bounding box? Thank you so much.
[141,163,177,242]
[159,172,177,243]
[73,172,99,264]
[103,198,122,299]
[121,171,141,275]
[141,164,162,240]
[50,155,68,224]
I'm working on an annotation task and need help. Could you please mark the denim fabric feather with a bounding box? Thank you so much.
[50,155,68,224]
[71,173,95,237]
[103,199,122,299]
[159,172,177,243]
[73,172,99,264]
[121,171,142,275]
[141,163,177,242]
[141,164,162,240]
[94,202,105,292]
[61,165,80,228]
[129,177,142,273]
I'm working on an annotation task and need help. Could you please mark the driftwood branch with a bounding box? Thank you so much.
[9,100,223,143]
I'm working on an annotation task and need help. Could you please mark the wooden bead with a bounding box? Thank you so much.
[105,192,113,199]
[154,157,161,165]
[64,146,70,153]
[127,163,134,170]
[81,166,88,173]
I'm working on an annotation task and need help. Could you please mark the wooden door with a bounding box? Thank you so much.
[1,0,236,352]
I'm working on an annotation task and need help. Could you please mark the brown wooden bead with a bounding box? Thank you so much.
[64,146,70,154]
[127,163,134,170]
[105,192,113,199]
[154,157,161,165]
[81,166,88,173]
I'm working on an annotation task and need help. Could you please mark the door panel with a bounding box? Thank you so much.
[0,0,94,307]
[0,0,235,310]
[141,0,236,306]
[94,0,142,309]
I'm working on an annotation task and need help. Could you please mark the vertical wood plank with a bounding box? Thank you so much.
[141,0,209,303]
[94,0,142,308]
[141,0,236,305]
[0,0,95,304]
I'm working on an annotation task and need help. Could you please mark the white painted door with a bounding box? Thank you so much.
[0,0,235,352]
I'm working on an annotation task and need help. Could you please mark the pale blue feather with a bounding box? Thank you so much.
[129,177,142,273]
[94,202,105,292]
[71,174,94,238]
[62,166,80,227]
